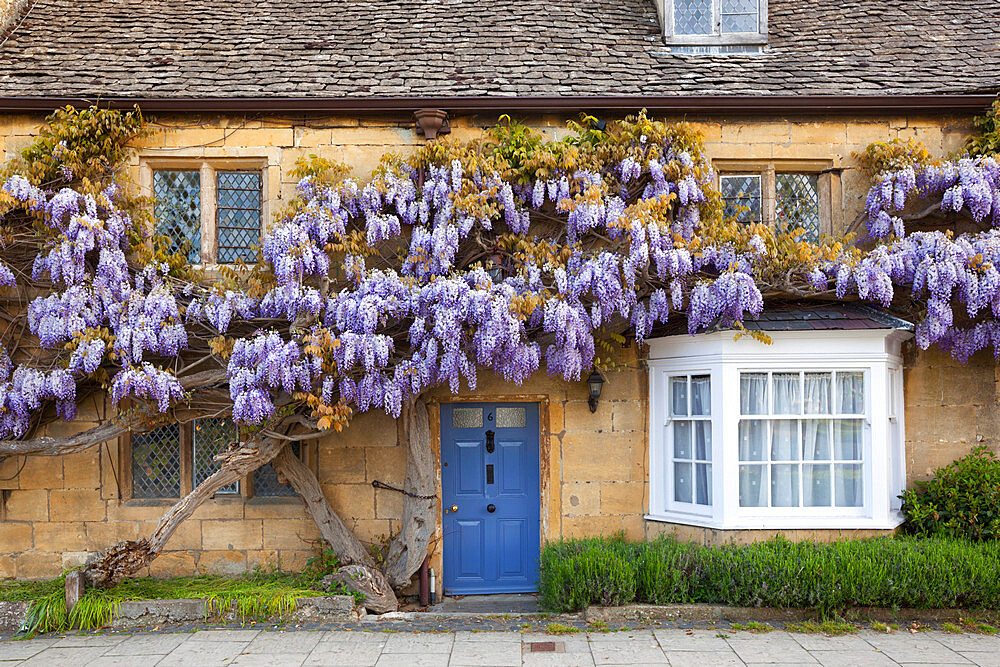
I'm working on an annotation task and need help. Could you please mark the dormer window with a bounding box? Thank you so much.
[658,0,767,52]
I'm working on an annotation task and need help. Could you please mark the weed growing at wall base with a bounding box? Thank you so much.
[539,535,1000,614]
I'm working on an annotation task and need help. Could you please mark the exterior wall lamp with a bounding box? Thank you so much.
[587,368,605,413]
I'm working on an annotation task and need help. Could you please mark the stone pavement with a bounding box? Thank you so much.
[2,627,1000,665]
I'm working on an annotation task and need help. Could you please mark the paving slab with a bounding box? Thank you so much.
[726,634,819,664]
[960,652,1000,667]
[52,633,126,647]
[304,641,386,665]
[589,639,668,665]
[0,637,58,661]
[654,628,732,651]
[375,653,453,666]
[449,639,522,666]
[788,632,876,651]
[19,646,111,666]
[934,634,1000,652]
[158,641,251,666]
[244,631,323,654]
[865,635,973,664]
[231,652,307,667]
[102,632,190,655]
[806,650,897,667]
[188,629,260,642]
[382,632,455,652]
[665,649,746,666]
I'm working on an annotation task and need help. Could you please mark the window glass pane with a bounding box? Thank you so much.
[837,372,864,414]
[495,407,526,428]
[452,407,483,429]
[691,375,711,415]
[721,0,758,33]
[696,463,712,506]
[154,170,201,264]
[254,442,300,497]
[802,419,831,460]
[772,373,801,414]
[835,464,864,507]
[739,465,766,507]
[770,420,799,460]
[738,420,766,461]
[776,173,820,242]
[803,464,831,507]
[694,421,711,460]
[834,419,864,460]
[671,377,688,416]
[193,418,240,494]
[740,373,767,415]
[216,171,262,264]
[721,175,761,223]
[674,0,713,35]
[771,464,799,507]
[674,462,693,503]
[803,373,831,414]
[673,421,692,459]
[131,424,181,498]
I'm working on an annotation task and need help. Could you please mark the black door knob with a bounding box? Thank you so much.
[487,504,496,513]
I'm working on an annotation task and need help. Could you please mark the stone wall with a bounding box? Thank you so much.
[0,108,990,578]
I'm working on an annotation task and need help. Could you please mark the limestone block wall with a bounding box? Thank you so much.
[0,107,991,577]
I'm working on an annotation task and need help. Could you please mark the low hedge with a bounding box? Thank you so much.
[539,535,1000,613]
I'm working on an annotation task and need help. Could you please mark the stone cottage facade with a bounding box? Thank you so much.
[0,0,998,592]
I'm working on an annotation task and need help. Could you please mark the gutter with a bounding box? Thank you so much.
[0,95,993,115]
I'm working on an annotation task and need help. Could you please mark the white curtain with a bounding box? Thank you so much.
[837,371,864,414]
[740,373,767,415]
[803,419,830,460]
[804,463,831,507]
[674,461,692,503]
[695,463,711,506]
[691,375,711,416]
[673,421,692,459]
[694,421,711,460]
[773,373,800,414]
[834,419,863,460]
[671,377,688,416]
[835,464,863,507]
[771,420,799,460]
[739,420,766,461]
[739,464,767,507]
[804,373,831,414]
[770,464,799,507]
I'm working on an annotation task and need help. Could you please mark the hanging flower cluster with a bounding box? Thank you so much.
[4,114,1000,439]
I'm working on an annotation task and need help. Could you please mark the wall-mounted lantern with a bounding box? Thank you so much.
[587,368,605,413]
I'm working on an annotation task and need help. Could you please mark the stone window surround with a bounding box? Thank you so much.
[118,423,315,505]
[645,329,909,530]
[714,158,838,237]
[656,0,768,46]
[138,156,273,267]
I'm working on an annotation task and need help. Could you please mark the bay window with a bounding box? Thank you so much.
[647,319,911,530]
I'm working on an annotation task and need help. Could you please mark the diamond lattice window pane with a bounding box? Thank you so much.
[254,442,300,497]
[776,173,820,241]
[154,171,201,264]
[721,175,762,223]
[131,424,181,498]
[721,0,758,32]
[217,171,262,264]
[674,0,713,35]
[193,418,240,494]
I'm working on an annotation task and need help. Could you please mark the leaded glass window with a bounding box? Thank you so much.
[674,0,712,35]
[131,424,181,498]
[720,175,762,223]
[776,173,821,242]
[721,0,758,33]
[254,442,299,497]
[193,418,240,494]
[216,171,262,264]
[153,171,201,264]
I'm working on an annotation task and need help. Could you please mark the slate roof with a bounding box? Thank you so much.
[0,0,997,99]
[653,303,913,337]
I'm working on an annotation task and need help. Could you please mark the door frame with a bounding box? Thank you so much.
[427,394,561,594]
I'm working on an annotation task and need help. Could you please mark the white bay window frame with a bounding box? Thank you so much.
[647,328,909,530]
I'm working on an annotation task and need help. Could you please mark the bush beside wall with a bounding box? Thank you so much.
[539,536,1000,613]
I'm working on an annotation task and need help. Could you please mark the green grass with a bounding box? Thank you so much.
[5,546,362,636]
[870,621,900,633]
[545,622,582,635]
[730,621,773,633]
[786,620,857,635]
[539,535,1000,614]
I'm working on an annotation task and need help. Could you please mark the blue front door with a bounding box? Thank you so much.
[440,402,541,595]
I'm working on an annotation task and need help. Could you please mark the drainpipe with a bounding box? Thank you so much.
[419,556,430,607]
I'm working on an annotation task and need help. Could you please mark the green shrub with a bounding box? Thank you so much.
[538,536,1000,613]
[901,446,1000,540]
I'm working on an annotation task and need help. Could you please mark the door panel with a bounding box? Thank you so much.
[441,402,540,595]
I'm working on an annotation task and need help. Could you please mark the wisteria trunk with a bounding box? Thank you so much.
[271,445,399,613]
[383,397,436,589]
[80,437,286,588]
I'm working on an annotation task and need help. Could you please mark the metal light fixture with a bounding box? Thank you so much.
[587,368,605,413]
[486,251,504,283]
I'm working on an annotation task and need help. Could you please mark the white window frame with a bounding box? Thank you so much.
[139,157,269,267]
[657,0,768,46]
[647,328,910,530]
[664,372,715,518]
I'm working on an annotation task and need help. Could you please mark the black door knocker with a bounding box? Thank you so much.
[485,429,495,453]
